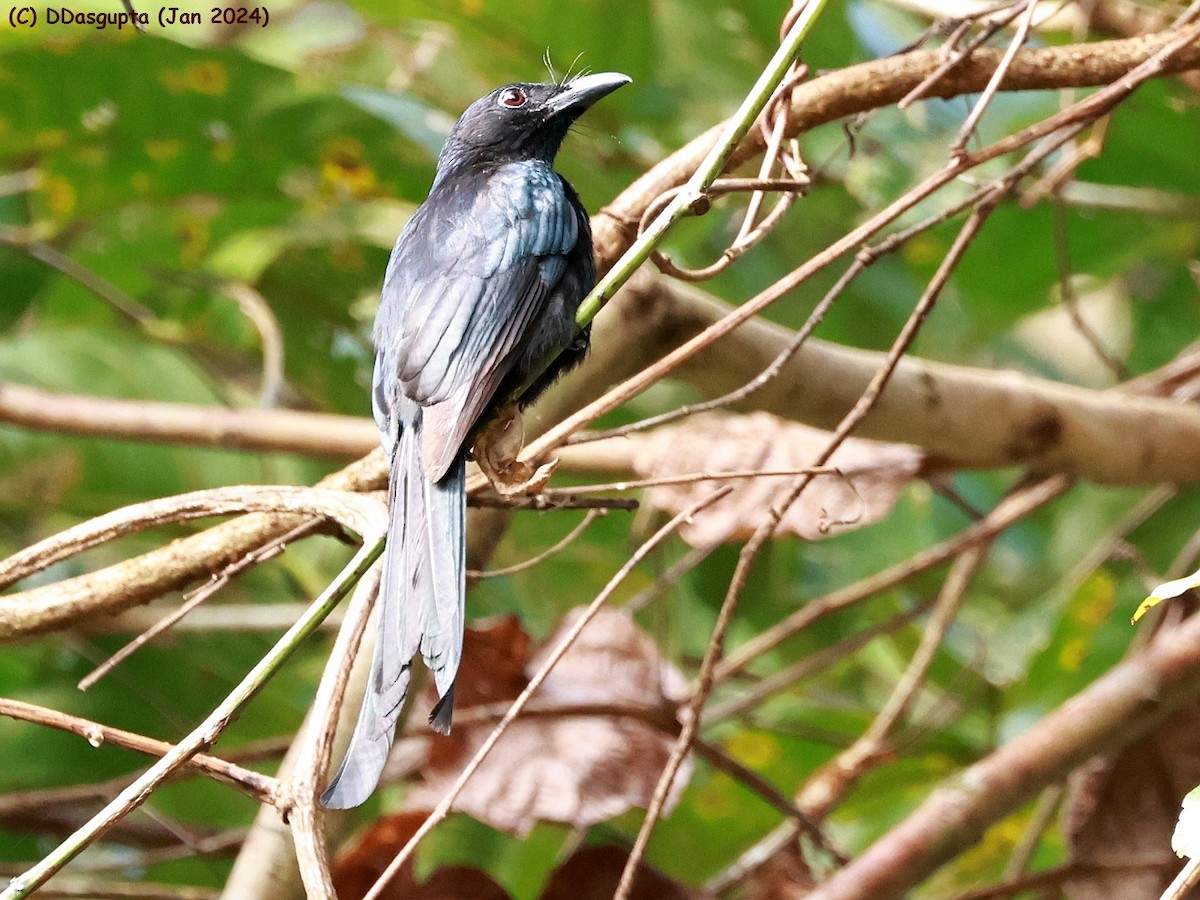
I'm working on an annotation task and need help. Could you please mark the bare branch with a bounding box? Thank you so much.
[0,486,384,638]
[20,880,217,900]
[0,383,377,458]
[804,608,1200,899]
[0,534,384,899]
[471,509,605,578]
[0,699,276,803]
[795,543,991,821]
[592,27,1200,268]
[0,452,386,637]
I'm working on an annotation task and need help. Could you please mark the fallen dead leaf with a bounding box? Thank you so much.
[1063,699,1200,900]
[423,615,531,771]
[331,809,511,900]
[1065,602,1200,900]
[406,608,693,836]
[540,844,709,900]
[635,412,923,546]
[737,838,817,900]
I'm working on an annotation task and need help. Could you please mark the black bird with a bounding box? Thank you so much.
[322,72,630,808]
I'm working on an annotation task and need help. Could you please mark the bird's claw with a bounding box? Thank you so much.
[472,407,558,496]
[487,456,560,497]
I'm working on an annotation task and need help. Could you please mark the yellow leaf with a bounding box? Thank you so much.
[1133,568,1200,623]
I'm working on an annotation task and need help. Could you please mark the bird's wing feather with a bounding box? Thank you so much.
[374,161,577,480]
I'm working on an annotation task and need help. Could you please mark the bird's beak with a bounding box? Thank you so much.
[547,72,632,115]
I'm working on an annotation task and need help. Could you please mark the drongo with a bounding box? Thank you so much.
[322,72,630,808]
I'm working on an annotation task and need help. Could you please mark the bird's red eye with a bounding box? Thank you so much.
[498,87,527,108]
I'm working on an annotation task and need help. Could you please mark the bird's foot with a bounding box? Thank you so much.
[472,406,559,497]
[487,456,560,497]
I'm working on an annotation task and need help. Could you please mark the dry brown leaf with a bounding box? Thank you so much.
[737,839,816,900]
[406,608,692,836]
[636,412,923,546]
[331,809,511,900]
[1064,701,1200,899]
[539,845,709,900]
[423,615,531,771]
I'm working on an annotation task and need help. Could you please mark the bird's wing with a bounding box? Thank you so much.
[374,161,578,481]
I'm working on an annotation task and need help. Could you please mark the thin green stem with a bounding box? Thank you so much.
[0,535,385,900]
[574,0,830,329]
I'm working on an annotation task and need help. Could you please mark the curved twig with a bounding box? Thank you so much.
[0,486,384,639]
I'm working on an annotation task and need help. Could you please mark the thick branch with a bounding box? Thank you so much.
[11,275,1200,487]
[0,486,384,639]
[0,454,383,632]
[656,280,1200,485]
[806,611,1200,900]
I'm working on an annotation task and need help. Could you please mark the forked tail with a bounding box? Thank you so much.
[321,407,465,809]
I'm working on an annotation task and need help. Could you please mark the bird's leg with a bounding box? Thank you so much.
[472,403,559,497]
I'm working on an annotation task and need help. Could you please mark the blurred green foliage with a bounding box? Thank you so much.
[2,0,1200,896]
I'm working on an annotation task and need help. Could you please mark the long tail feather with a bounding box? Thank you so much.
[321,406,466,808]
[422,454,465,734]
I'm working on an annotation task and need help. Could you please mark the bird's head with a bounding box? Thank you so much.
[436,72,631,174]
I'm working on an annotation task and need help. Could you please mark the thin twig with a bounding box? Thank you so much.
[651,83,811,282]
[691,737,846,862]
[78,518,328,690]
[1019,116,1110,206]
[614,491,778,898]
[417,697,837,848]
[899,3,1030,109]
[471,509,604,578]
[542,466,840,494]
[0,699,276,803]
[1048,199,1130,379]
[704,818,804,892]
[0,232,155,326]
[220,283,287,409]
[716,476,1069,680]
[706,602,930,723]
[468,494,637,511]
[1001,782,1064,882]
[951,0,1040,155]
[625,543,717,614]
[796,543,992,820]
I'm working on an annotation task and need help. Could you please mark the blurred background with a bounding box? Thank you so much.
[2,1,1200,897]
